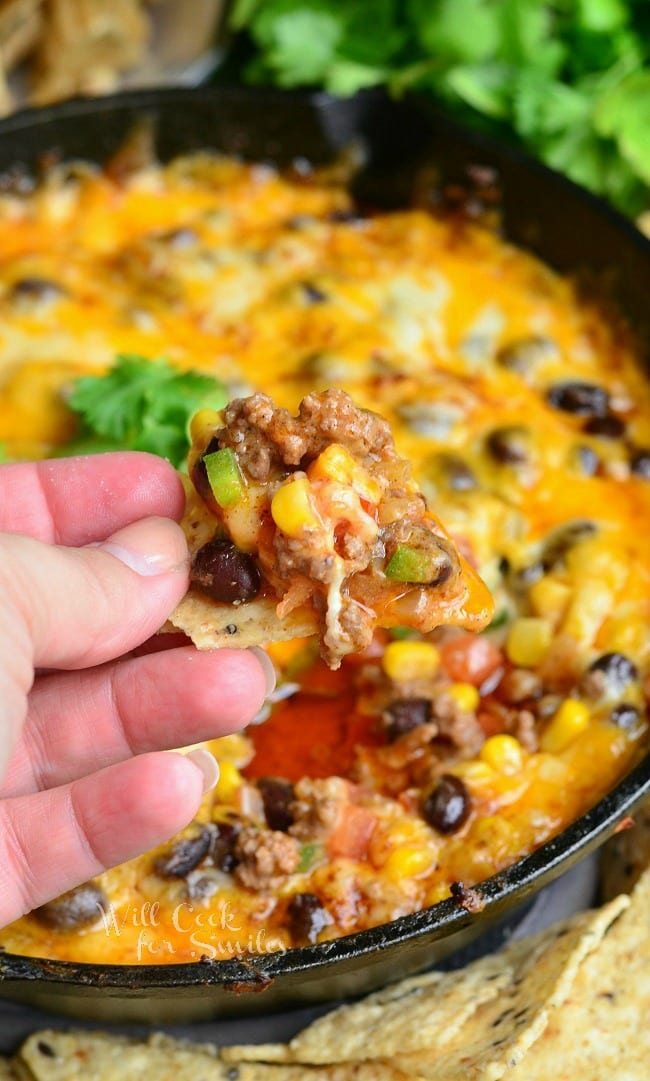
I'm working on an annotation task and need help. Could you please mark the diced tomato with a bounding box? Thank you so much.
[327,803,378,861]
[440,634,503,687]
[477,709,507,738]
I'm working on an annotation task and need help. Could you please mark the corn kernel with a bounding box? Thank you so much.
[214,760,242,803]
[271,477,321,537]
[426,883,451,906]
[604,614,648,656]
[446,682,480,712]
[541,699,590,753]
[480,734,523,775]
[506,617,552,667]
[474,814,515,851]
[188,408,222,444]
[382,640,440,682]
[562,580,613,646]
[529,576,571,622]
[451,761,495,787]
[383,845,435,881]
[566,538,628,592]
[308,443,382,503]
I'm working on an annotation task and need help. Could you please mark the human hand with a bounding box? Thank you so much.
[0,452,273,928]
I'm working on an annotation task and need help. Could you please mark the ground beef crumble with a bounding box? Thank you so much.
[218,389,396,482]
[233,828,300,891]
[289,777,349,841]
[431,692,485,757]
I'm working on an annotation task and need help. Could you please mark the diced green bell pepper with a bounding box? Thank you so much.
[385,544,432,583]
[204,447,245,508]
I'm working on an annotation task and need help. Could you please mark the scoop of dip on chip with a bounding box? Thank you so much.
[168,389,494,667]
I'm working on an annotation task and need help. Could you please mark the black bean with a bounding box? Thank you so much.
[9,277,67,304]
[287,893,330,945]
[258,777,295,832]
[589,653,638,690]
[191,538,261,604]
[546,382,609,418]
[32,881,108,931]
[572,445,599,476]
[210,822,240,873]
[301,281,328,304]
[583,415,625,438]
[422,775,471,834]
[630,449,650,479]
[154,826,213,878]
[439,454,478,491]
[496,336,559,373]
[383,698,432,741]
[610,702,640,731]
[37,1041,56,1058]
[191,436,221,504]
[541,519,597,570]
[486,427,529,465]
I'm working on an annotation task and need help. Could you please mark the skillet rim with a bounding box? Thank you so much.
[0,83,648,995]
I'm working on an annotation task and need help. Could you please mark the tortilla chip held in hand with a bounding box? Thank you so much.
[169,390,493,667]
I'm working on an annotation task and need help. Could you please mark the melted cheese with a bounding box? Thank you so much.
[0,154,648,964]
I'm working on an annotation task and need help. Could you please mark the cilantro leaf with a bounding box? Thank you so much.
[248,0,343,87]
[230,0,650,216]
[595,68,650,183]
[408,0,501,65]
[62,355,227,468]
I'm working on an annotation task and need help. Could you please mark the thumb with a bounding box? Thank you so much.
[1,516,189,671]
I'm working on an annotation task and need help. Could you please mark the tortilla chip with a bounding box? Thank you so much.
[507,867,650,1078]
[19,1032,222,1081]
[599,794,650,901]
[221,1044,294,1064]
[222,959,508,1066]
[19,1031,411,1081]
[167,589,317,650]
[398,895,628,1081]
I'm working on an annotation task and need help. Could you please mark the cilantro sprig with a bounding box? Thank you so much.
[230,0,650,215]
[61,354,227,468]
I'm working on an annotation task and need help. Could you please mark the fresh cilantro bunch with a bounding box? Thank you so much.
[61,354,227,468]
[230,0,650,215]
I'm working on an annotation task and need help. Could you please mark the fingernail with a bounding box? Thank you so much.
[249,646,277,697]
[186,748,220,794]
[98,517,189,577]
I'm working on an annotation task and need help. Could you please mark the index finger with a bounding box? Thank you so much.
[0,453,186,545]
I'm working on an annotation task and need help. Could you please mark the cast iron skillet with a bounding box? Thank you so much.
[0,86,648,1023]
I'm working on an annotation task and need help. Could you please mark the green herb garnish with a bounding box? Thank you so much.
[230,0,650,215]
[61,354,227,468]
